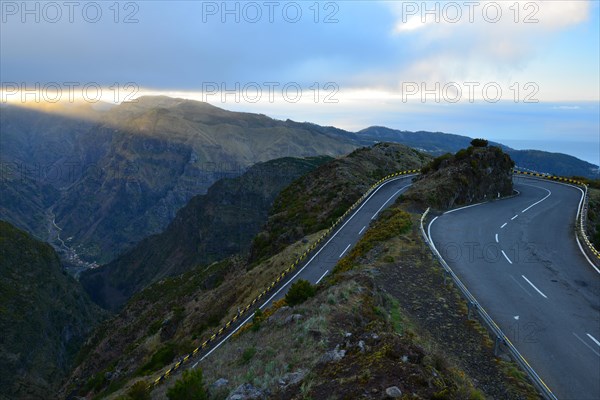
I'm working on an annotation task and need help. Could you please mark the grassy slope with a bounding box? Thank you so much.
[66,143,538,399]
[156,204,539,400]
[63,143,429,398]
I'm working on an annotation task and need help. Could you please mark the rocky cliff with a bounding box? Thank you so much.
[404,145,514,210]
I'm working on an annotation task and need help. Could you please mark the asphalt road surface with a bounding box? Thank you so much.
[196,174,416,363]
[428,176,600,400]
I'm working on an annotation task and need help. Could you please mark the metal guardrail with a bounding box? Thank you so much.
[148,169,421,388]
[147,166,596,390]
[420,208,558,400]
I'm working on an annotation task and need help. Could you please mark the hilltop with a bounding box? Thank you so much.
[402,143,514,210]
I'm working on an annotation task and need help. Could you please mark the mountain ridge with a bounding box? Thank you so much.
[1,97,597,269]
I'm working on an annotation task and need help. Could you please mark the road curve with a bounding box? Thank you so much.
[193,174,416,364]
[428,176,600,400]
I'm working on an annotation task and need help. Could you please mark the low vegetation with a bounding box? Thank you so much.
[166,369,208,400]
[284,280,316,306]
[63,143,541,399]
[586,188,600,249]
[182,199,539,399]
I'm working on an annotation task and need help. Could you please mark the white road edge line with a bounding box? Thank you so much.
[573,333,600,358]
[522,275,548,299]
[587,333,600,347]
[371,187,406,220]
[521,185,551,213]
[576,235,600,274]
[193,175,415,366]
[443,202,485,215]
[358,226,366,235]
[520,177,598,274]
[495,233,499,243]
[511,214,519,220]
[316,270,329,284]
[259,177,413,310]
[501,250,513,264]
[501,222,508,229]
[339,244,351,258]
[428,215,558,400]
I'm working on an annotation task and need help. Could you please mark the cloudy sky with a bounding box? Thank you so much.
[1,0,599,164]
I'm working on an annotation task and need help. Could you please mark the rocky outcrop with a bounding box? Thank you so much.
[404,145,514,210]
[226,383,267,400]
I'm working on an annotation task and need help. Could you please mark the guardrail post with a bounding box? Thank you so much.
[494,336,503,357]
[467,301,476,320]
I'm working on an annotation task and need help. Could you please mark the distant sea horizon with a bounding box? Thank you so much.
[496,139,600,167]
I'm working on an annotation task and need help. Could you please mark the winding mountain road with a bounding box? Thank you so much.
[193,174,416,364]
[428,175,600,400]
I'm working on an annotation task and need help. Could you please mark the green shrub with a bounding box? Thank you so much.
[83,372,106,393]
[470,138,488,147]
[251,309,264,332]
[166,369,208,400]
[424,153,453,173]
[455,147,473,160]
[240,346,257,364]
[285,280,316,306]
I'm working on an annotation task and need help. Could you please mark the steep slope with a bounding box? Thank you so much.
[0,221,105,400]
[2,99,596,265]
[61,143,428,398]
[53,98,358,264]
[1,99,358,264]
[0,175,60,241]
[249,142,431,264]
[80,156,332,311]
[63,143,538,400]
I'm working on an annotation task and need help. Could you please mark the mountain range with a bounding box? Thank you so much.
[80,156,332,311]
[1,96,597,269]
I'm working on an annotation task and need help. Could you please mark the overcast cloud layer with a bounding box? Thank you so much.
[1,1,598,164]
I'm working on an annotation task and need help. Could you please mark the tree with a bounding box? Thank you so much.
[470,138,489,147]
[166,368,208,400]
[285,279,316,306]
